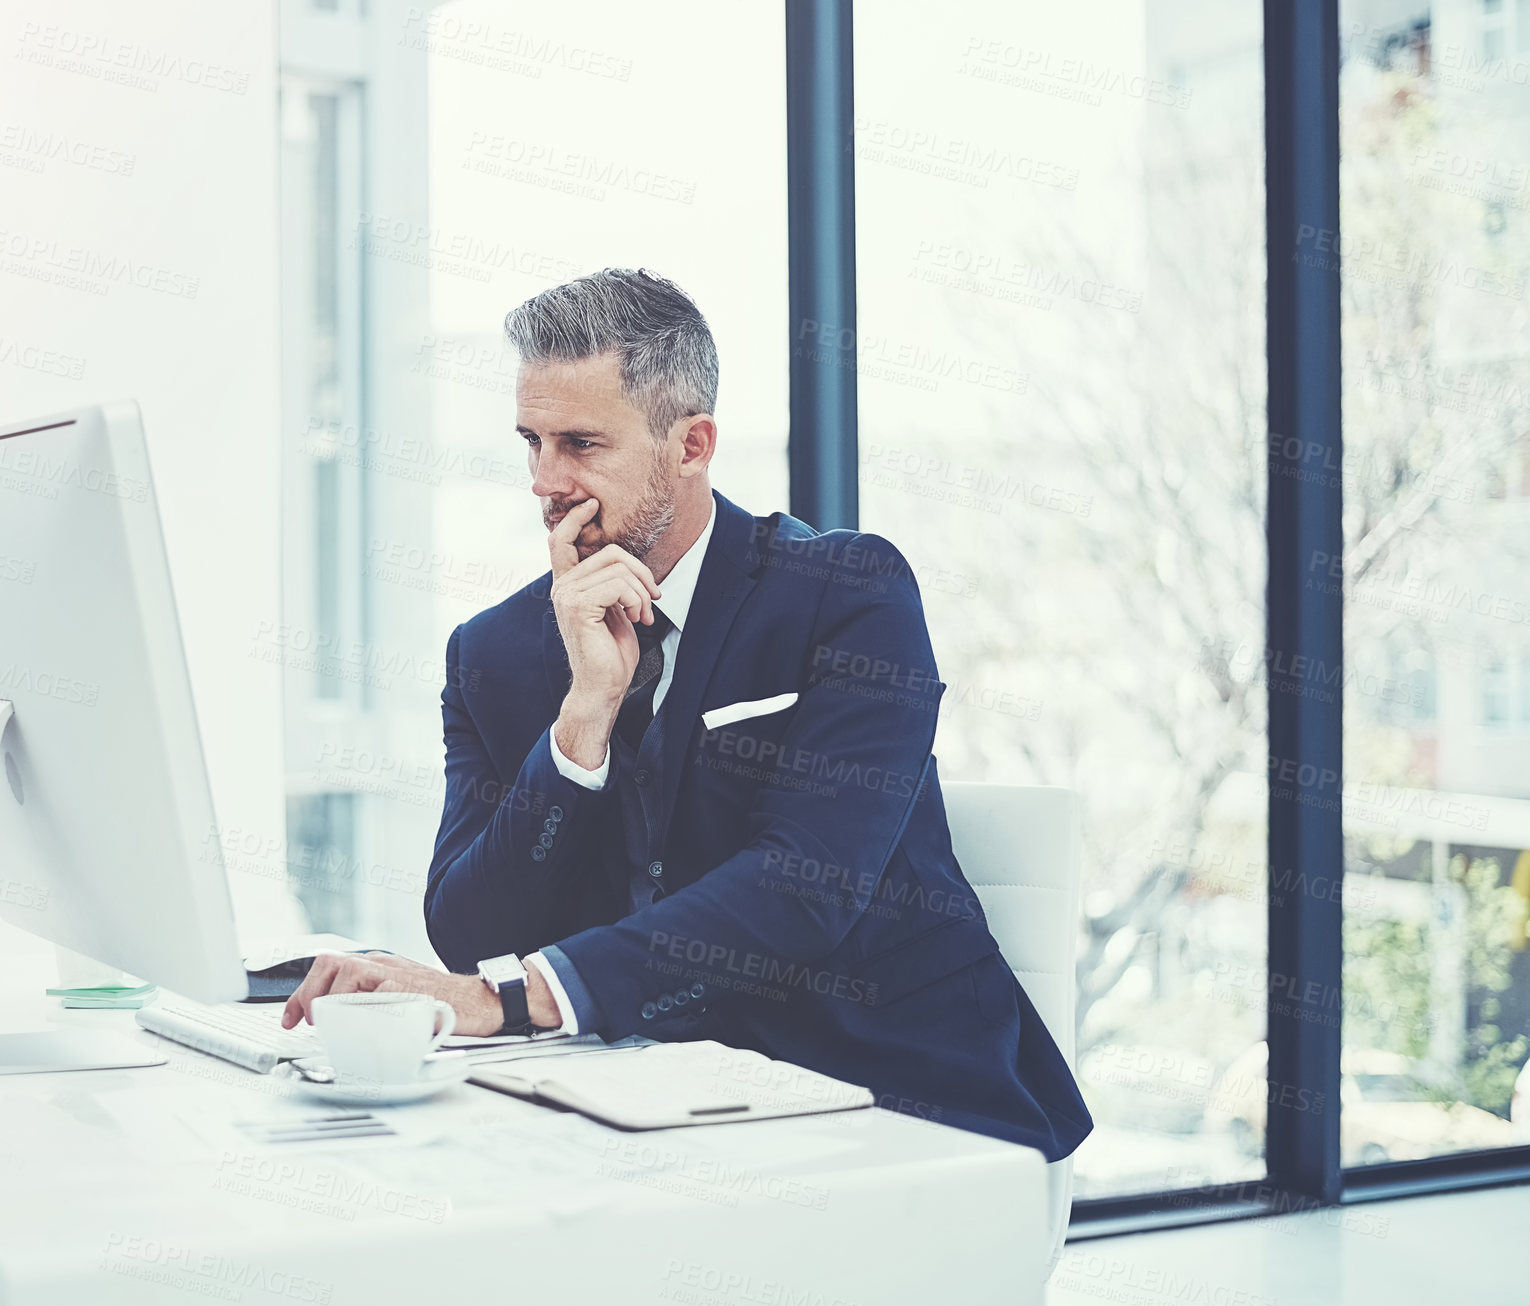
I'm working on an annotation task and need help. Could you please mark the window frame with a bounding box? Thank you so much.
[783,0,1530,1234]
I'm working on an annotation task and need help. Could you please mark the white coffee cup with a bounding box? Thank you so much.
[311,992,456,1086]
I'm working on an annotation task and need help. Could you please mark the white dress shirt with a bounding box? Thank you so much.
[526,502,718,1032]
[547,501,717,787]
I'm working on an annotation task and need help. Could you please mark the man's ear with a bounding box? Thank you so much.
[676,414,717,478]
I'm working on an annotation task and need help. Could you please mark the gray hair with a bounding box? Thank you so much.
[504,267,718,438]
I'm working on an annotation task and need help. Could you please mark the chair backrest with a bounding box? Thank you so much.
[942,781,1081,1277]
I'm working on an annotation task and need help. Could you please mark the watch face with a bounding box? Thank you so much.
[480,954,527,987]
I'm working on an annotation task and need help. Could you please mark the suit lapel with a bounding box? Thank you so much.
[651,492,761,836]
[538,575,571,700]
[534,494,765,841]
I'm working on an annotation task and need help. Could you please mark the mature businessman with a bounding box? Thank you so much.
[285,267,1092,1160]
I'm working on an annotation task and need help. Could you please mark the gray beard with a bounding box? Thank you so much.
[608,450,676,560]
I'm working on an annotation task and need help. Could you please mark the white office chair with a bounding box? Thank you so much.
[943,782,1081,1278]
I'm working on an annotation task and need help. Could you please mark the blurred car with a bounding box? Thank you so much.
[1077,1042,1223,1137]
[1205,1041,1519,1165]
[1512,1057,1530,1139]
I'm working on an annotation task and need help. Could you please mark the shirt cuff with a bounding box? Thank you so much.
[529,945,603,1037]
[548,724,610,790]
[526,950,579,1035]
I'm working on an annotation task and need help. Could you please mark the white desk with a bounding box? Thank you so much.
[0,924,1047,1306]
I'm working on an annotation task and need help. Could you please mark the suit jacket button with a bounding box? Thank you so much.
[657,995,673,1012]
[690,983,705,998]
[640,1001,657,1020]
[673,990,690,1007]
[549,805,564,821]
[539,832,554,849]
[634,768,651,785]
[531,846,547,862]
[647,861,663,878]
[543,818,558,834]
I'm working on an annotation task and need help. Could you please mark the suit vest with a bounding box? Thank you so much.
[612,696,672,916]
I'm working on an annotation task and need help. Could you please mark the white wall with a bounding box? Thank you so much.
[1,0,303,937]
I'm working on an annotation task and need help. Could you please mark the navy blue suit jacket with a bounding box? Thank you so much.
[425,491,1092,1159]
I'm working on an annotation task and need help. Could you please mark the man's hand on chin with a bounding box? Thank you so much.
[281,951,561,1034]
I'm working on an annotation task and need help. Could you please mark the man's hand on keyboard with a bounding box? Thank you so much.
[280,952,510,1035]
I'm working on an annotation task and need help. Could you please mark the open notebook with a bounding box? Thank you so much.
[470,1040,873,1130]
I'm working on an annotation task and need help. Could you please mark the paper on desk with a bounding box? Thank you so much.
[48,981,158,1009]
[45,982,156,997]
[240,933,368,971]
[447,1034,652,1067]
[438,1030,598,1051]
[62,993,154,1009]
[185,1097,450,1159]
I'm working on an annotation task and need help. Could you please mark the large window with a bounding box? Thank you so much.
[276,0,787,958]
[420,0,788,646]
[279,67,384,943]
[856,0,1267,1199]
[1339,0,1530,1169]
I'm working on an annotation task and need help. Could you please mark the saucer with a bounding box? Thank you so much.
[290,1058,472,1106]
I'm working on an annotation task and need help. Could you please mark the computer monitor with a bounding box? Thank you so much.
[0,400,247,1010]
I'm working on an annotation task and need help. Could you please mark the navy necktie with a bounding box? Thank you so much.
[615,610,673,752]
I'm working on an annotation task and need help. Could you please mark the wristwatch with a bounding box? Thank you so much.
[477,953,536,1035]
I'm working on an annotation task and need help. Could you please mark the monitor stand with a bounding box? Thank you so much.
[0,1030,168,1074]
[0,928,167,1074]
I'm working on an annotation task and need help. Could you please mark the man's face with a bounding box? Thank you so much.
[517,352,676,561]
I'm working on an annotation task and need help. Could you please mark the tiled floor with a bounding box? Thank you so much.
[1050,1184,1528,1306]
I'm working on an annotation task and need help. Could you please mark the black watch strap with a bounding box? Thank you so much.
[497,980,535,1035]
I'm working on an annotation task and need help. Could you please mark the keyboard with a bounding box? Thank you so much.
[136,994,321,1073]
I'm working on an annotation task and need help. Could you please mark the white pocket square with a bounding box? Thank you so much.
[701,692,799,731]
